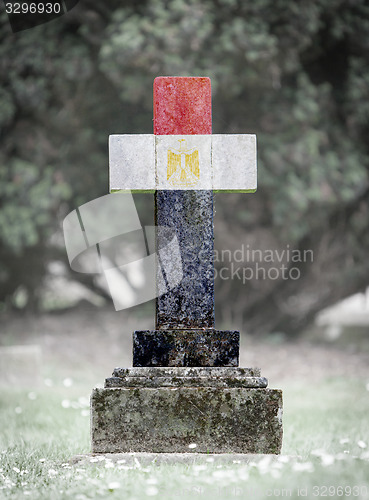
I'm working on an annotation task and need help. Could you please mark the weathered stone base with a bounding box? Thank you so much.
[91,367,283,454]
[105,366,267,388]
[133,330,239,366]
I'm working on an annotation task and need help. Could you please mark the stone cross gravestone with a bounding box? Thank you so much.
[91,77,283,454]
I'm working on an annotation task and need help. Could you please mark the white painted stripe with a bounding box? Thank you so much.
[109,134,257,192]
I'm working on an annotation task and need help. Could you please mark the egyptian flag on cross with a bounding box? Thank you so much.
[109,77,257,193]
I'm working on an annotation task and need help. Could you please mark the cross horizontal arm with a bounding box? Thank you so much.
[109,134,257,193]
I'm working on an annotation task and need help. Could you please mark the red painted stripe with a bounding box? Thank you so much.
[153,77,212,136]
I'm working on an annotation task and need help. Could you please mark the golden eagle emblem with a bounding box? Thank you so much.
[167,139,200,187]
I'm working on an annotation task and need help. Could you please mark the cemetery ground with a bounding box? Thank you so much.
[1,305,369,499]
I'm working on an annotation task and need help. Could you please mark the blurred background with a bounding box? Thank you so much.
[1,0,369,385]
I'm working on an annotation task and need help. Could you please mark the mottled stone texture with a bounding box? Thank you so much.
[91,387,283,454]
[109,133,257,192]
[105,366,266,388]
[155,135,212,190]
[212,134,257,192]
[105,377,268,389]
[133,330,239,366]
[105,376,267,389]
[155,190,215,329]
[112,367,261,377]
[154,78,214,331]
[153,77,212,136]
[109,134,155,192]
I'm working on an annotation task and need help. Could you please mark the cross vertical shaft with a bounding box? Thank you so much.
[154,77,214,330]
[133,77,240,366]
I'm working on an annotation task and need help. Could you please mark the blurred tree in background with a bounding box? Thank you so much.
[0,0,368,334]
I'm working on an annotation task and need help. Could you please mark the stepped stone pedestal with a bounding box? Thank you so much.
[91,367,282,454]
[91,327,283,454]
[90,77,283,454]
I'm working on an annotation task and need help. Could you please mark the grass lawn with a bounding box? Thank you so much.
[1,376,369,499]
